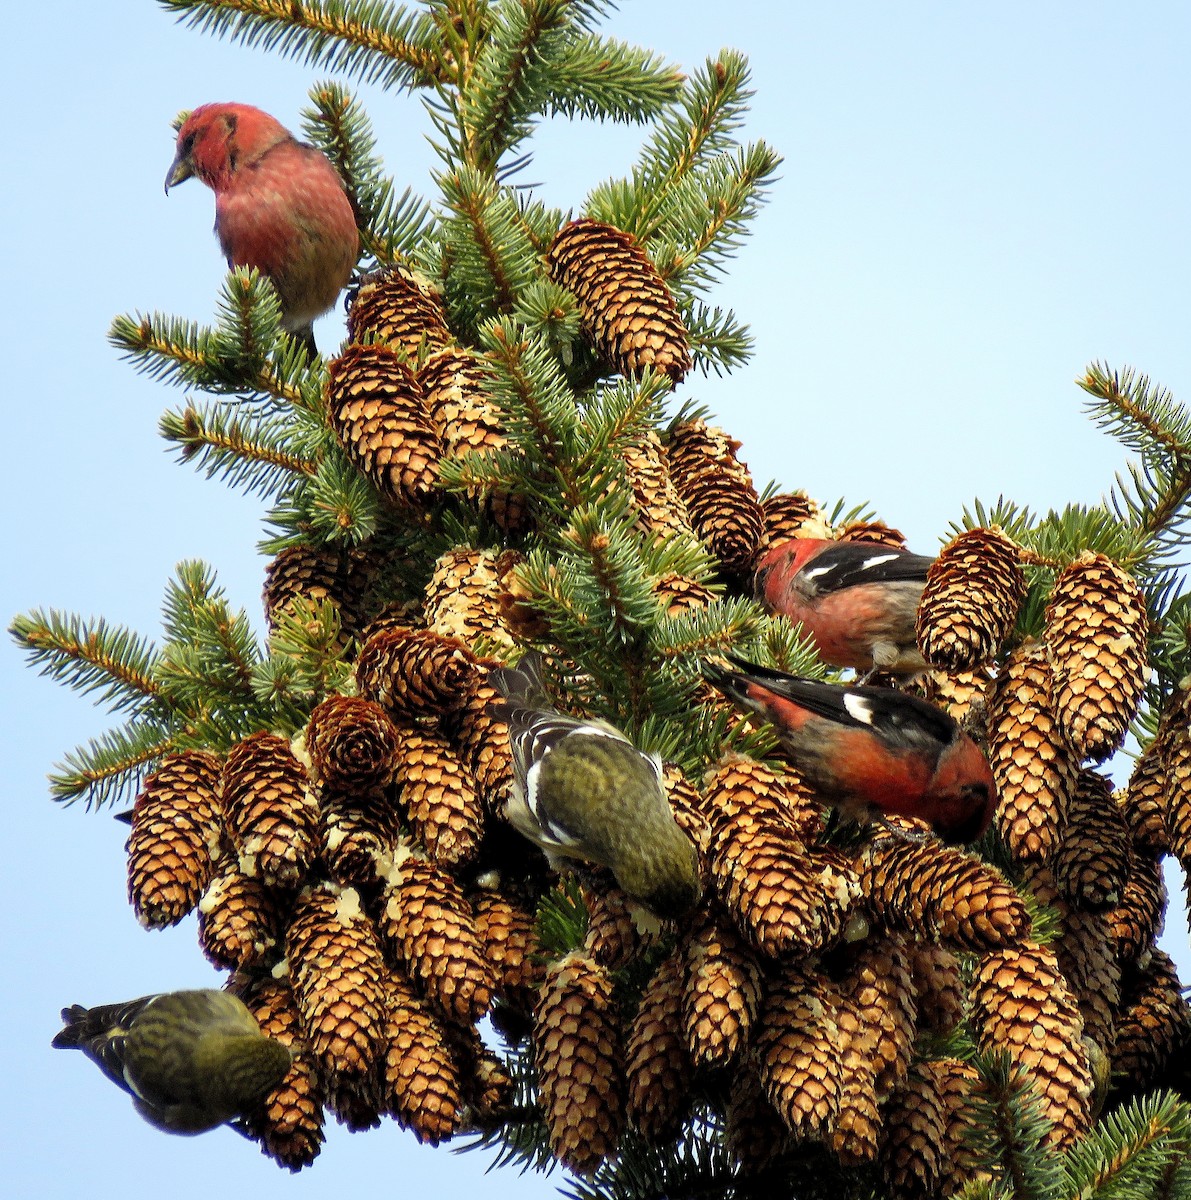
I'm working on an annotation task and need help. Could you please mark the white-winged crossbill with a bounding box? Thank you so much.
[755,537,932,675]
[165,102,359,355]
[489,652,701,920]
[705,655,995,843]
[52,988,292,1135]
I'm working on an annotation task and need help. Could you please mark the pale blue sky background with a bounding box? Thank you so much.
[4,3,1190,1195]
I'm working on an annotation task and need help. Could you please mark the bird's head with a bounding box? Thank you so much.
[928,736,997,844]
[753,536,833,600]
[165,103,289,194]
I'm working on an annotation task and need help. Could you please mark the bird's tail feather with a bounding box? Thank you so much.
[488,649,550,705]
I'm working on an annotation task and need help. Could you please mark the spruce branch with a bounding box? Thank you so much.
[159,0,449,89]
[48,722,181,810]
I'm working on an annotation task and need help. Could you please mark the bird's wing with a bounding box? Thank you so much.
[796,543,933,594]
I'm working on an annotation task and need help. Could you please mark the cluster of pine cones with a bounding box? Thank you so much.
[121,219,1189,1193]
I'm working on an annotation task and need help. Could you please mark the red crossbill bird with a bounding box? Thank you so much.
[165,102,359,355]
[755,537,933,675]
[704,655,995,844]
[53,989,292,1135]
[488,652,701,920]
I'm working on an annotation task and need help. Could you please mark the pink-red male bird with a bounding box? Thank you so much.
[165,102,359,355]
[705,655,996,843]
[754,537,933,676]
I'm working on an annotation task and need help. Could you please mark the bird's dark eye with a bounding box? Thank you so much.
[180,132,196,156]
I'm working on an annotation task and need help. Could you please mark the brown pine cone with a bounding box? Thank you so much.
[126,751,223,928]
[423,547,517,652]
[922,666,991,729]
[285,883,389,1088]
[911,944,965,1036]
[355,627,480,724]
[702,751,824,841]
[197,855,286,969]
[663,764,712,865]
[326,343,441,509]
[1122,734,1172,855]
[1046,551,1148,761]
[234,975,326,1171]
[306,695,400,793]
[829,994,882,1166]
[916,526,1025,671]
[1056,904,1120,1057]
[710,818,859,955]
[443,676,514,808]
[725,1069,793,1172]
[759,491,832,549]
[666,418,764,575]
[447,1021,515,1123]
[1052,770,1131,910]
[1109,852,1167,965]
[346,264,451,358]
[860,835,1029,951]
[839,936,918,1101]
[626,951,692,1142]
[680,911,763,1067]
[223,732,318,888]
[651,572,718,620]
[985,641,1076,862]
[1112,950,1191,1096]
[935,1059,987,1197]
[838,519,908,549]
[970,941,1094,1149]
[262,542,368,644]
[622,430,697,542]
[583,874,649,970]
[545,219,691,383]
[534,950,625,1174]
[393,725,484,870]
[380,968,463,1144]
[879,1061,949,1200]
[1161,686,1191,864]
[319,792,402,889]
[470,888,543,1011]
[755,965,844,1141]
[376,847,494,1024]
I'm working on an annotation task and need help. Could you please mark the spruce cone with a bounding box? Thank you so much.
[838,519,908,549]
[545,218,691,383]
[393,726,484,870]
[419,347,526,531]
[1112,949,1191,1095]
[423,547,517,652]
[326,343,441,509]
[380,969,463,1144]
[755,966,844,1141]
[376,847,494,1023]
[534,950,625,1174]
[879,1061,949,1200]
[346,265,450,358]
[652,572,718,619]
[324,1071,384,1132]
[680,911,763,1067]
[760,491,832,548]
[860,835,1030,951]
[666,418,764,575]
[197,855,285,969]
[306,695,400,793]
[985,641,1076,862]
[935,1060,986,1197]
[911,944,965,1036]
[970,942,1094,1150]
[583,874,648,970]
[285,883,389,1087]
[223,732,318,887]
[126,751,223,928]
[356,627,479,723]
[726,1069,793,1172]
[262,542,366,641]
[443,676,514,807]
[710,818,859,955]
[622,430,696,542]
[702,751,824,841]
[236,976,326,1171]
[626,951,692,1142]
[470,889,543,1011]
[319,794,402,889]
[1109,852,1166,964]
[663,763,712,863]
[839,936,918,1100]
[923,666,990,728]
[1161,687,1191,864]
[916,526,1025,671]
[448,1022,515,1122]
[1122,734,1172,855]
[1052,770,1131,910]
[1056,905,1120,1056]
[829,995,882,1166]
[1046,551,1148,761]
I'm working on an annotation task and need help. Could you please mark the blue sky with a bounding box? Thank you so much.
[3,2,1189,1194]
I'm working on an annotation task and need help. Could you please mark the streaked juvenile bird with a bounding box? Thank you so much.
[488,652,701,919]
[52,988,291,1135]
[165,102,359,355]
[705,655,995,844]
[755,537,933,676]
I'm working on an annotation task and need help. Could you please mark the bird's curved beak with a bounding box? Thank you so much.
[164,151,194,194]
